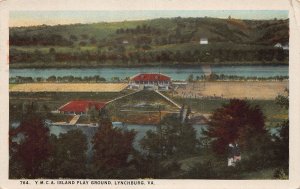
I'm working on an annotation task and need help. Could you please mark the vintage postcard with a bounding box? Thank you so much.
[1,0,300,188]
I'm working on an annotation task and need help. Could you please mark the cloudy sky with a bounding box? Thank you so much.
[10,10,288,27]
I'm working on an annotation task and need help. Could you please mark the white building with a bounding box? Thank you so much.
[199,38,208,45]
[129,73,171,91]
[274,43,283,48]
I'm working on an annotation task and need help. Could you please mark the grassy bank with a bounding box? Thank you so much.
[166,96,288,127]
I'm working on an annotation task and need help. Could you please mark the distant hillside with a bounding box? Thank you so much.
[9,17,289,68]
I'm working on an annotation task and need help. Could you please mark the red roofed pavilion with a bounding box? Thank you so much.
[58,100,106,115]
[129,73,171,90]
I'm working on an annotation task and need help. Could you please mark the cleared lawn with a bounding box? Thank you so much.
[174,81,288,100]
[9,83,128,92]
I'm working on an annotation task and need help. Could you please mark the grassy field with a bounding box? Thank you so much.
[107,90,180,124]
[174,81,288,100]
[9,83,128,92]
[165,96,288,127]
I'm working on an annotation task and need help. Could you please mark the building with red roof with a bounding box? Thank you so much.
[58,100,106,115]
[129,73,171,90]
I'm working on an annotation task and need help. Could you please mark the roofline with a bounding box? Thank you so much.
[58,100,107,111]
[130,73,171,80]
[58,101,72,111]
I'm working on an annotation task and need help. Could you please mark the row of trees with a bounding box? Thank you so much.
[116,25,162,35]
[9,47,288,64]
[187,73,288,82]
[9,75,108,83]
[9,34,73,46]
[9,73,288,84]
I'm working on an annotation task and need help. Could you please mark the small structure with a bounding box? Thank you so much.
[274,43,289,51]
[122,40,129,44]
[274,43,283,48]
[282,44,289,51]
[58,100,106,116]
[199,38,208,45]
[129,73,171,90]
[228,143,241,167]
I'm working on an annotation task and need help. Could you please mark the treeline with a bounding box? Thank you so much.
[116,24,162,35]
[9,96,289,179]
[187,73,289,82]
[9,34,73,46]
[9,75,108,83]
[9,73,288,84]
[9,47,288,64]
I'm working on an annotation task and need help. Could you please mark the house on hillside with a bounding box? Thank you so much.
[129,73,171,91]
[274,43,283,48]
[122,40,129,44]
[282,43,289,51]
[58,100,106,116]
[274,42,289,51]
[199,37,208,45]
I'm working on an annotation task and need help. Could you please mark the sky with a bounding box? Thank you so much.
[10,10,288,27]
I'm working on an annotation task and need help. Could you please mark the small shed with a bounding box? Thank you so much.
[199,38,208,45]
[274,43,282,48]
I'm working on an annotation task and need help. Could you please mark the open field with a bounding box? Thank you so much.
[9,83,128,92]
[174,81,288,100]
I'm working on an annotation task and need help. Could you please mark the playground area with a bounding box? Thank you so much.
[173,81,288,100]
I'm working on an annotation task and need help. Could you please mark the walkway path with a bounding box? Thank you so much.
[154,90,181,109]
[69,115,80,125]
[106,90,142,104]
[120,109,179,113]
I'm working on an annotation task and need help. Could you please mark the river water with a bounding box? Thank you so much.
[10,65,288,81]
[11,121,279,156]
[49,123,208,152]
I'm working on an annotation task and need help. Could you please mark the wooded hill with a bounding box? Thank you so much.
[9,17,289,68]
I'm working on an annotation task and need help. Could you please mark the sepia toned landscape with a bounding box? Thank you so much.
[10,83,128,92]
[9,10,289,180]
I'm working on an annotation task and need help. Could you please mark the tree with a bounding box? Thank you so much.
[204,99,266,155]
[9,112,51,178]
[272,89,289,174]
[46,129,88,178]
[92,119,136,176]
[275,88,289,109]
[87,105,99,123]
[140,114,198,158]
[187,74,194,82]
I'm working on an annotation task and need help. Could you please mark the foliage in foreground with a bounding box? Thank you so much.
[9,95,289,179]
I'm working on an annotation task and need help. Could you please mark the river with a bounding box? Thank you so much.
[49,123,208,152]
[10,65,288,81]
[11,121,279,157]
